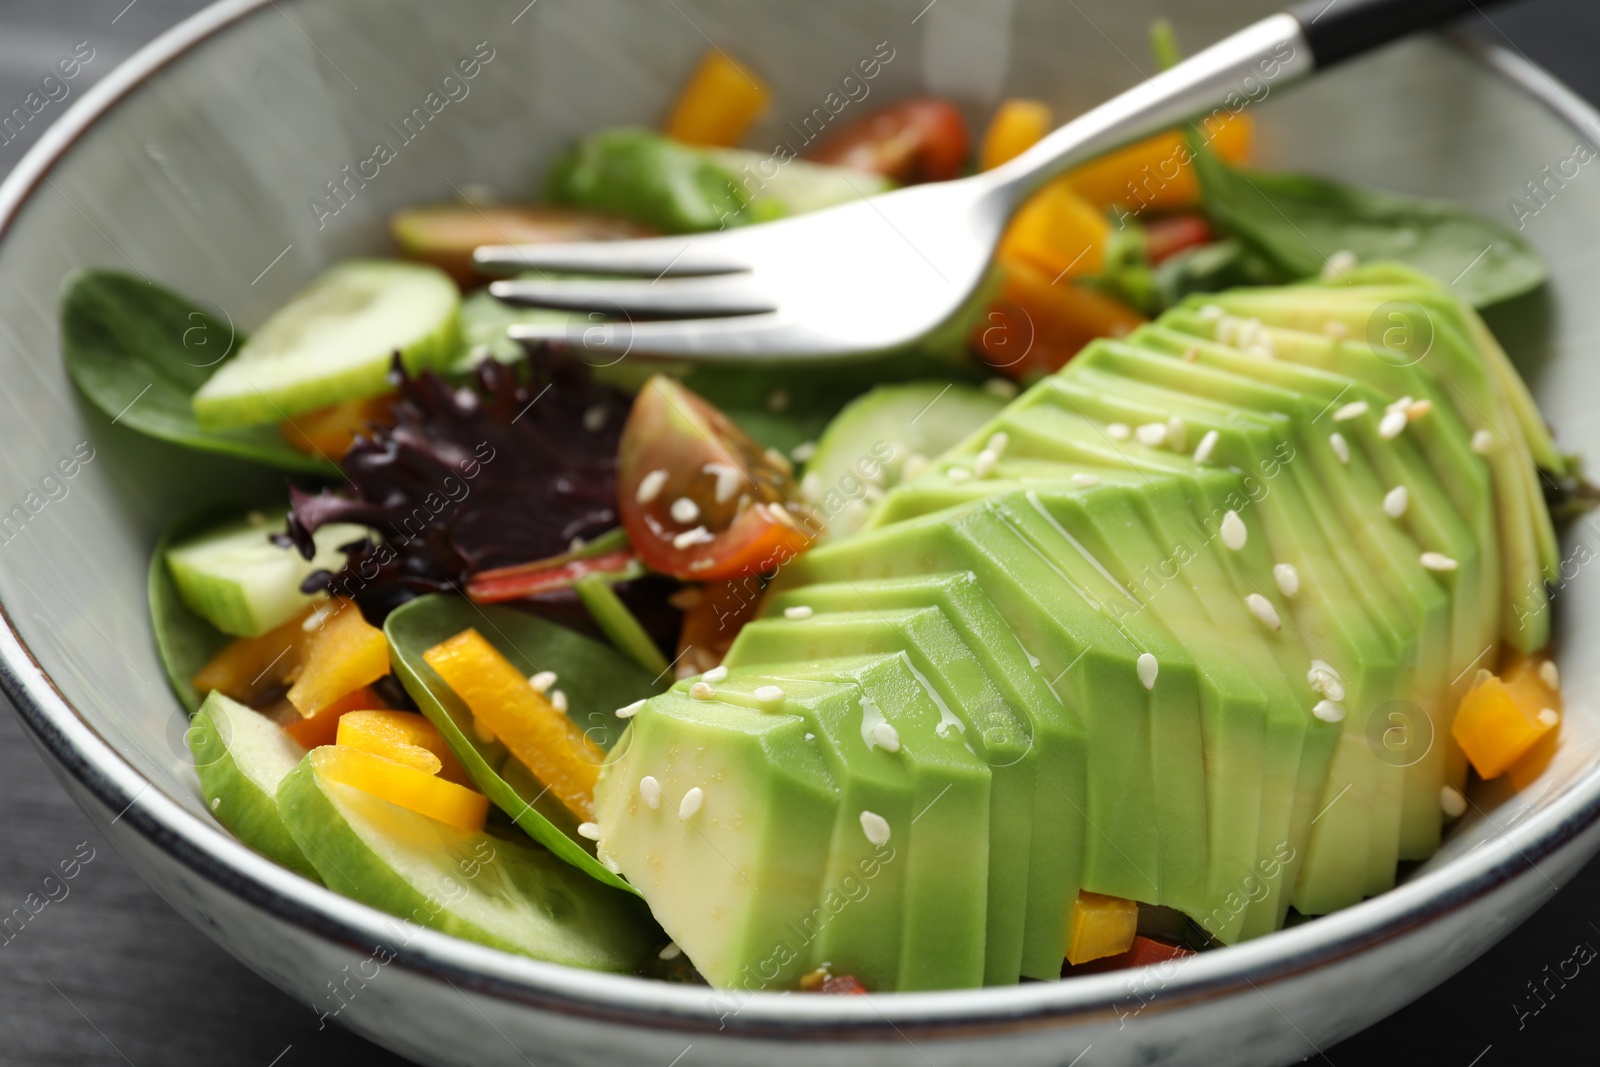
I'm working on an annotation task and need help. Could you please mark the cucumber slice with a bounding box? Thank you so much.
[193,260,460,430]
[189,691,320,880]
[705,149,894,215]
[277,747,660,970]
[166,514,365,637]
[804,382,1007,538]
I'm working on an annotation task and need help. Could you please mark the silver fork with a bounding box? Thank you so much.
[477,0,1507,362]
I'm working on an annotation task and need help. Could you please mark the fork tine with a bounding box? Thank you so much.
[488,275,776,318]
[507,313,815,359]
[474,235,749,277]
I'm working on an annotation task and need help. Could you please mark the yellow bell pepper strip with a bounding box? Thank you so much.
[998,179,1110,282]
[1064,112,1253,214]
[337,710,446,776]
[282,685,384,749]
[279,394,395,462]
[664,51,771,148]
[1452,666,1560,780]
[980,99,1051,171]
[316,744,489,833]
[423,628,606,822]
[1065,891,1139,965]
[192,604,315,706]
[286,599,391,718]
[972,257,1145,380]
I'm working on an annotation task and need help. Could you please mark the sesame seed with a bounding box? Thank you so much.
[529,670,556,692]
[550,689,569,713]
[703,463,741,504]
[902,453,930,480]
[689,681,715,700]
[1106,422,1131,442]
[1220,510,1247,551]
[1312,699,1346,723]
[1135,422,1168,447]
[658,941,682,960]
[1137,652,1159,691]
[601,854,623,874]
[673,526,714,550]
[948,467,973,483]
[1378,409,1408,440]
[702,665,729,683]
[1406,399,1433,420]
[1274,563,1300,597]
[1333,400,1369,422]
[805,732,816,741]
[791,441,817,464]
[872,721,901,752]
[1440,785,1467,819]
[1193,430,1220,465]
[636,469,669,504]
[1323,320,1350,338]
[784,605,814,620]
[765,447,793,473]
[639,775,661,809]
[1471,429,1495,454]
[679,787,704,819]
[1539,660,1561,691]
[1199,304,1226,321]
[1308,660,1346,702]
[859,810,891,846]
[1246,342,1275,360]
[1183,347,1200,362]
[987,431,1009,455]
[753,684,785,703]
[1245,593,1282,631]
[1321,249,1358,281]
[617,699,646,719]
[973,449,999,478]
[670,497,700,524]
[1071,472,1100,488]
[1383,485,1409,518]
[210,796,222,810]
[577,821,601,840]
[583,405,607,432]
[1385,395,1414,414]
[1538,708,1560,729]
[1420,552,1458,572]
[1329,432,1350,464]
[984,377,1019,399]
[301,604,332,632]
[1166,417,1187,452]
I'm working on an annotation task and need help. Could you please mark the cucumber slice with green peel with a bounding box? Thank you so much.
[277,747,660,970]
[705,149,894,216]
[166,514,366,637]
[193,260,460,430]
[803,382,1006,538]
[189,691,320,881]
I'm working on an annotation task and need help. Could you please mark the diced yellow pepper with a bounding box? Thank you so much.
[193,604,315,706]
[282,685,384,749]
[999,179,1110,282]
[1452,666,1559,780]
[1065,891,1139,965]
[317,745,489,833]
[337,710,446,776]
[423,628,606,822]
[664,51,771,148]
[1064,112,1253,213]
[287,599,391,718]
[980,99,1052,171]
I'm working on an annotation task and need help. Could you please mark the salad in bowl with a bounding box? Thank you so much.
[61,29,1582,999]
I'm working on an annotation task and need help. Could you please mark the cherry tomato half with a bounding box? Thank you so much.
[466,548,639,604]
[807,98,970,184]
[618,377,817,581]
[1144,213,1214,265]
[390,204,654,287]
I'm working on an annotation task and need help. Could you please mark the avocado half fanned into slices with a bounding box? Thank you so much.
[592,263,1562,992]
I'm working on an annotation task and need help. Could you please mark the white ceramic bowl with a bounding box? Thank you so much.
[4,2,1600,1064]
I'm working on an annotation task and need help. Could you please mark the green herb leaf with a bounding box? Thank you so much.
[384,594,667,894]
[1190,153,1547,308]
[546,128,763,233]
[61,269,336,474]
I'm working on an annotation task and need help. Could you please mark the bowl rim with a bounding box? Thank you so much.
[2,0,1597,1041]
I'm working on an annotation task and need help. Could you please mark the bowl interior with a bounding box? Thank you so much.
[3,0,1599,998]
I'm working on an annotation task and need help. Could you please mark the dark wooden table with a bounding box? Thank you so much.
[1,1,1596,1063]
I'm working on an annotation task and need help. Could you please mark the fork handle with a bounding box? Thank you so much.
[1291,0,1515,68]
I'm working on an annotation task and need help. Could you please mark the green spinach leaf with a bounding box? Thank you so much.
[62,270,336,474]
[1191,153,1546,308]
[384,594,666,895]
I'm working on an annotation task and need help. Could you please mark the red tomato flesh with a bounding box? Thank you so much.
[807,98,970,184]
